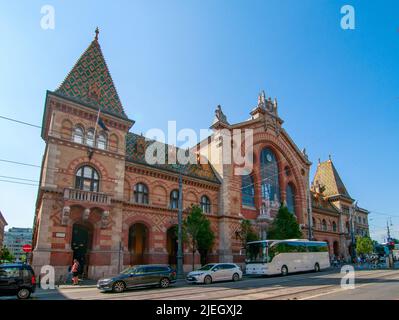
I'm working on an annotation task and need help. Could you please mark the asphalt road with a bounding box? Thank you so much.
[3,267,398,300]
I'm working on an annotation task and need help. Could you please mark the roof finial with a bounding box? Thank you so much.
[329,154,332,161]
[95,27,100,41]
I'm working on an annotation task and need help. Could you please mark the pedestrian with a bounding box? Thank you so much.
[71,259,80,285]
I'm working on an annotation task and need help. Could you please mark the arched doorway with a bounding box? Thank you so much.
[333,241,339,257]
[167,226,178,267]
[128,223,148,265]
[71,223,93,278]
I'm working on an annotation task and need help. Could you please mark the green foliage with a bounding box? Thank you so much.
[356,236,373,255]
[237,219,259,247]
[183,205,215,268]
[267,205,302,240]
[0,246,15,262]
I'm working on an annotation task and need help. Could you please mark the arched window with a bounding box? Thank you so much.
[73,126,84,144]
[170,190,179,209]
[242,174,255,207]
[200,195,211,213]
[260,148,280,205]
[332,221,337,232]
[322,219,327,231]
[286,184,295,215]
[312,217,316,228]
[75,166,99,192]
[97,133,107,150]
[134,183,149,204]
[346,221,350,234]
[86,129,95,147]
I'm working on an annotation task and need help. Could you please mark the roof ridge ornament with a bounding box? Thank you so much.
[95,27,99,41]
[212,104,229,127]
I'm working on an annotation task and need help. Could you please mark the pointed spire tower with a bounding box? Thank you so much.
[54,27,129,119]
[312,158,352,200]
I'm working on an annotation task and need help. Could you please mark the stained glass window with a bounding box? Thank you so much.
[260,148,280,204]
[242,174,255,207]
[286,184,295,215]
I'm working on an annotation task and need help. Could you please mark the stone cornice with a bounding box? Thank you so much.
[125,162,220,190]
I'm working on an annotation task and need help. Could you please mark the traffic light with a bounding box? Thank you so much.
[387,241,395,250]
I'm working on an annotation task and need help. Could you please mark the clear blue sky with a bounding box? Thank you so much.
[0,0,398,242]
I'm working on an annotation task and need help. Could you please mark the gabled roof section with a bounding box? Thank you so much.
[311,192,340,214]
[0,211,7,226]
[312,159,351,199]
[125,133,220,184]
[55,30,128,119]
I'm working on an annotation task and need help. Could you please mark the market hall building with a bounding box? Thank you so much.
[32,31,369,279]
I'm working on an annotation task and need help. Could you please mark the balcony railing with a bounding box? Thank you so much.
[64,188,111,205]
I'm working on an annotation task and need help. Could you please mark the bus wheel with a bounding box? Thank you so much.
[314,263,320,272]
[281,266,288,276]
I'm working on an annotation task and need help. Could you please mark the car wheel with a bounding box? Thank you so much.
[204,275,212,285]
[314,263,320,272]
[112,281,126,293]
[160,278,170,288]
[232,273,240,282]
[17,288,31,300]
[281,265,288,276]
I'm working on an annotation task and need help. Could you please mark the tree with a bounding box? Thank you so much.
[356,236,373,256]
[237,219,259,248]
[0,246,15,262]
[267,205,302,240]
[183,205,215,270]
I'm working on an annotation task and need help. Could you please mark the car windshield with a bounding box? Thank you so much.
[198,264,215,271]
[120,267,136,274]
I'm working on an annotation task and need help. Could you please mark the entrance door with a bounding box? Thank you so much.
[167,226,178,267]
[71,224,92,278]
[128,223,148,265]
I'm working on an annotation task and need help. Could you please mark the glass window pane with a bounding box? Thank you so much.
[260,148,280,205]
[286,184,295,215]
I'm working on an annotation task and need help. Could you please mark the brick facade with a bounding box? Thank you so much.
[0,211,7,248]
[32,32,369,279]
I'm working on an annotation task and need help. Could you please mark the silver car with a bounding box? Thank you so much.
[186,263,243,285]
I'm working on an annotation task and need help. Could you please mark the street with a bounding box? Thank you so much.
[3,268,399,300]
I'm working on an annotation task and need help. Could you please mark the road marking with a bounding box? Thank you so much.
[300,272,399,300]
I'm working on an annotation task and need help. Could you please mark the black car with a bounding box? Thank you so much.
[97,264,177,293]
[0,263,36,299]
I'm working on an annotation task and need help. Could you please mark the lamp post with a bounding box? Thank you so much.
[177,173,184,279]
[350,202,357,262]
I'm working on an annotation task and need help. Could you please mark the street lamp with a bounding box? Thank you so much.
[176,173,184,279]
[350,201,358,262]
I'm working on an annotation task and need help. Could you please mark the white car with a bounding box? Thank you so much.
[186,263,243,285]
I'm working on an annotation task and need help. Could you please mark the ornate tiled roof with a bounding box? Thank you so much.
[312,160,351,199]
[125,133,220,183]
[55,32,128,119]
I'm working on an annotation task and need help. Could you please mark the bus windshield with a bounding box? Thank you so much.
[245,242,269,263]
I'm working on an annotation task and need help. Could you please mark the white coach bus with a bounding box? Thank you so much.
[245,239,330,276]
